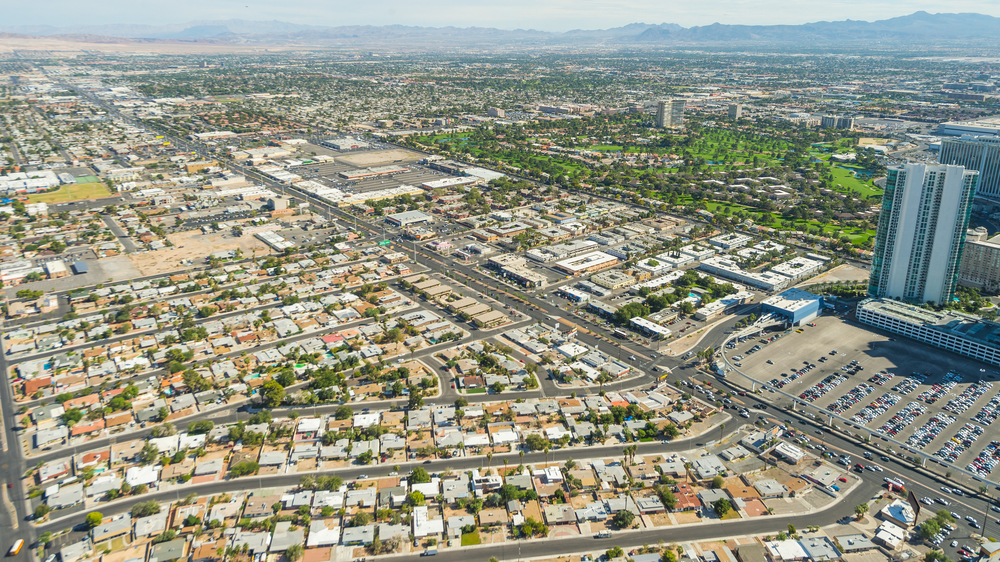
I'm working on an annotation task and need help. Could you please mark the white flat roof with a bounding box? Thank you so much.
[554,251,617,272]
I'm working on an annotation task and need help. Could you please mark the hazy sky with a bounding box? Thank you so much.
[8,0,1000,31]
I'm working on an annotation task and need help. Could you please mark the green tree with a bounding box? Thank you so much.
[230,461,260,477]
[854,503,869,519]
[410,467,431,484]
[612,510,635,529]
[711,475,725,489]
[918,519,941,541]
[85,512,103,528]
[285,544,304,562]
[713,498,732,516]
[34,504,51,519]
[261,380,286,407]
[131,500,161,518]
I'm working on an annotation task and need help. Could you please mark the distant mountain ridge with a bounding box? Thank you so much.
[4,12,1000,47]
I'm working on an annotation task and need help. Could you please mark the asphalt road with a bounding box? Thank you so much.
[101,214,138,253]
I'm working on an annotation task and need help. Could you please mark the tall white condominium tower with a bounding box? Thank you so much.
[939,135,1000,198]
[656,99,684,128]
[868,163,978,304]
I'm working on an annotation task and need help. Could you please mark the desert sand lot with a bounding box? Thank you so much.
[127,230,274,276]
[799,263,869,286]
[337,149,421,167]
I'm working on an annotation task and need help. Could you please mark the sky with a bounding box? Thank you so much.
[7,0,1000,31]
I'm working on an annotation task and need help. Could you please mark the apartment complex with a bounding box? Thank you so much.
[820,115,855,129]
[868,163,978,304]
[939,135,1000,198]
[655,99,684,128]
[959,227,1000,292]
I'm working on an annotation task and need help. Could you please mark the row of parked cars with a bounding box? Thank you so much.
[877,401,928,436]
[907,412,957,450]
[851,392,901,425]
[942,381,993,415]
[891,372,926,395]
[935,422,983,462]
[967,439,1000,478]
[800,374,847,403]
[916,371,961,404]
[827,383,874,414]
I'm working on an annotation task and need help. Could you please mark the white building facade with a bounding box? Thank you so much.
[868,163,978,304]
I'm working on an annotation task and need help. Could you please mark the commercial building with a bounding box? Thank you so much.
[939,135,1000,198]
[630,317,671,339]
[939,117,1000,138]
[553,252,619,276]
[338,165,407,180]
[708,233,752,249]
[420,177,479,190]
[693,291,753,321]
[655,99,685,128]
[590,270,635,290]
[473,310,509,328]
[960,227,1000,291]
[386,210,433,227]
[868,163,978,304]
[322,138,371,150]
[857,298,1000,366]
[728,104,742,119]
[761,288,823,325]
[487,254,546,288]
[698,256,790,292]
[771,256,825,281]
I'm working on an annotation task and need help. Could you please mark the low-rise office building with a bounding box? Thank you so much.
[554,252,619,276]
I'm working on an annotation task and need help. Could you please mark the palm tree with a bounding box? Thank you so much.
[544,447,550,467]
[503,458,509,475]
[596,373,613,392]
[719,423,725,444]
[486,452,493,472]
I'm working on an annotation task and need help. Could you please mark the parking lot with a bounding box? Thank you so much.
[290,159,447,196]
[732,314,1000,479]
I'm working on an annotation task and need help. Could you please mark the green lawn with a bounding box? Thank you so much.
[27,182,111,204]
[830,166,883,198]
[679,197,874,245]
[461,532,481,546]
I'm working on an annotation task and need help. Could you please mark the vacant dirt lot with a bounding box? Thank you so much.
[127,230,274,276]
[799,263,869,286]
[337,149,421,167]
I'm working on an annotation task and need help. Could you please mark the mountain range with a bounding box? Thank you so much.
[3,12,1000,48]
